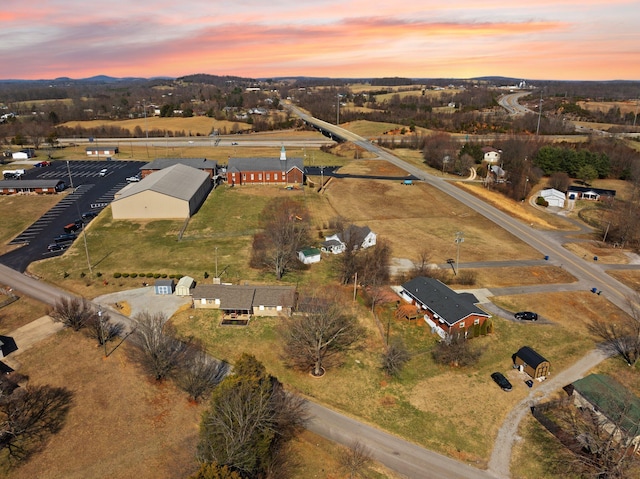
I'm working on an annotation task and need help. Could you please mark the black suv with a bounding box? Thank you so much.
[81,211,99,221]
[514,311,538,321]
[491,372,513,391]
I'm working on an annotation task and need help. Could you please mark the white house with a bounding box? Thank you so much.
[298,248,321,264]
[11,152,28,160]
[540,188,566,208]
[321,225,376,254]
[482,147,501,164]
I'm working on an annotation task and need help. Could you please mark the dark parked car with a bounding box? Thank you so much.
[47,243,67,252]
[81,211,99,221]
[491,372,513,392]
[514,311,538,321]
[54,233,77,243]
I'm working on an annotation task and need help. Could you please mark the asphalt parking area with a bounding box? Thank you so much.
[1,159,143,272]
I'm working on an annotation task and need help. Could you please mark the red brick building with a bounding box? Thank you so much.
[227,147,304,186]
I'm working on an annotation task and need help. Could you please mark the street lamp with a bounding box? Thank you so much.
[215,246,218,279]
[98,306,107,357]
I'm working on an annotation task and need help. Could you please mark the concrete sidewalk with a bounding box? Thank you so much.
[2,315,64,369]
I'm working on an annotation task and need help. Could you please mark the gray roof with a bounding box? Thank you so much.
[155,279,175,287]
[115,164,209,202]
[141,158,218,171]
[227,157,303,173]
[253,286,296,308]
[340,224,372,244]
[0,179,65,189]
[86,145,118,150]
[401,277,489,326]
[192,284,256,310]
[192,284,295,310]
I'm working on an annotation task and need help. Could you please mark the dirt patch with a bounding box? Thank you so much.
[606,269,640,292]
[462,266,577,288]
[563,242,630,264]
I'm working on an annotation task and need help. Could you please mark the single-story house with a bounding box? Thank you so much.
[111,164,211,219]
[191,284,295,319]
[540,188,566,208]
[155,279,175,295]
[482,146,501,164]
[321,225,377,254]
[0,179,66,195]
[175,276,195,296]
[252,286,296,317]
[86,145,119,157]
[567,185,616,201]
[140,158,218,179]
[298,248,321,264]
[398,277,490,338]
[226,147,304,186]
[564,374,640,452]
[512,346,550,379]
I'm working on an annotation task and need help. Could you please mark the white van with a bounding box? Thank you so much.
[99,168,107,177]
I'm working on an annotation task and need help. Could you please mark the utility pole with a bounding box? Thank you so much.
[454,232,464,275]
[336,94,341,125]
[98,306,107,357]
[536,90,543,136]
[215,246,218,279]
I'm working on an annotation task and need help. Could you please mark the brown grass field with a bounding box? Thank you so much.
[2,316,401,479]
[3,330,203,479]
[0,294,50,333]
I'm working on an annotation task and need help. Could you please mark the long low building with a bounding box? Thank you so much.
[111,163,211,219]
[0,179,66,195]
[191,283,296,318]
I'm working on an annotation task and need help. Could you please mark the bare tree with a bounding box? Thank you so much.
[279,287,364,376]
[0,384,73,462]
[432,333,483,367]
[175,342,230,402]
[84,310,123,349]
[548,396,640,479]
[338,440,374,479]
[380,339,411,377]
[251,198,310,280]
[128,311,188,380]
[587,295,640,367]
[548,171,571,192]
[197,354,307,478]
[188,463,243,479]
[49,296,95,331]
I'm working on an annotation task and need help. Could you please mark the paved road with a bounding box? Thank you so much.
[307,401,494,479]
[497,92,533,115]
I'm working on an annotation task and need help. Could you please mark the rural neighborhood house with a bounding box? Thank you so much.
[398,276,490,338]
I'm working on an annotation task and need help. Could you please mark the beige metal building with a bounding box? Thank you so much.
[111,164,211,220]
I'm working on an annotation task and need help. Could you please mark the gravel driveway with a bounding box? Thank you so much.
[93,286,192,319]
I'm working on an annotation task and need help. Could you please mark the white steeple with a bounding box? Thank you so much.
[280,145,286,161]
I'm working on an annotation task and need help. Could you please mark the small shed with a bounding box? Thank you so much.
[512,346,550,379]
[154,279,175,295]
[175,276,194,296]
[298,248,321,264]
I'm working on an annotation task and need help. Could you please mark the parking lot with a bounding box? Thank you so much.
[0,160,143,272]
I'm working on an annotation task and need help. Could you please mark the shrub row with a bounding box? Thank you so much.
[112,272,184,279]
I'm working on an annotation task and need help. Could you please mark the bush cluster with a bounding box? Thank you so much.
[112,272,175,279]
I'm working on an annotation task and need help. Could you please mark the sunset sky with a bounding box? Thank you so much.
[2,0,639,81]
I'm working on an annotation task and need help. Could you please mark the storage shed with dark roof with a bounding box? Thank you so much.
[512,346,550,379]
